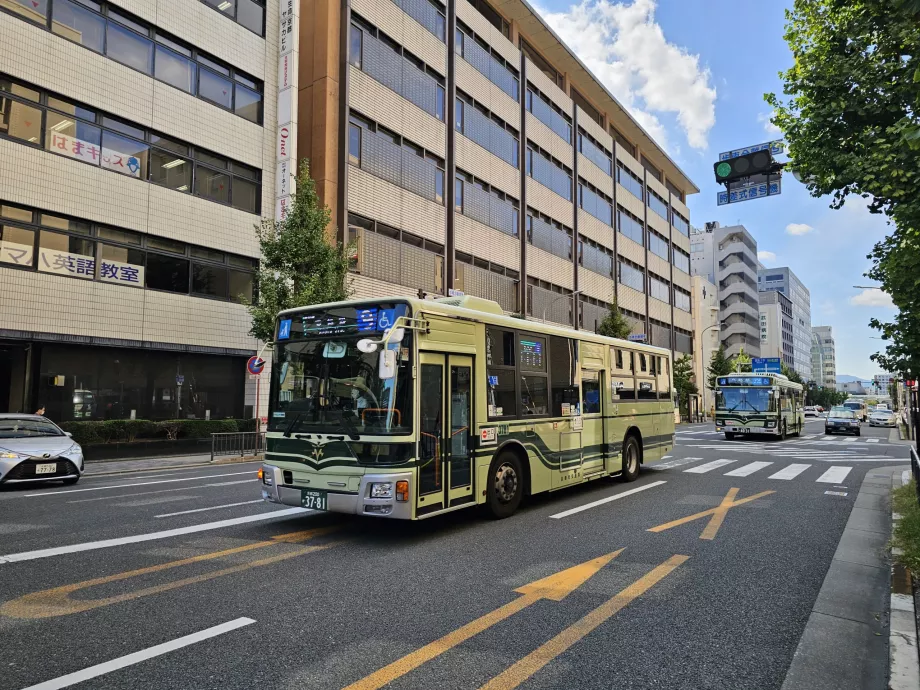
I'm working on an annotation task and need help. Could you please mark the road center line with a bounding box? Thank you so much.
[25,471,256,497]
[155,500,264,518]
[20,618,256,690]
[0,508,310,564]
[549,481,666,519]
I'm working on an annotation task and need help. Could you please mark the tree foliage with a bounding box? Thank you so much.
[805,382,848,409]
[673,354,698,417]
[766,0,920,375]
[780,362,805,385]
[247,160,351,342]
[596,300,633,340]
[706,345,733,390]
[731,347,752,373]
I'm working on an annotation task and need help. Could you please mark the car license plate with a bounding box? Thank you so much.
[35,463,57,474]
[301,489,327,511]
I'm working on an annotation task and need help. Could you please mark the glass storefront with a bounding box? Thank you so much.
[33,344,246,422]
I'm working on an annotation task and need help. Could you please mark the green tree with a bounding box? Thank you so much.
[596,300,632,340]
[731,347,752,373]
[247,159,352,341]
[780,362,805,385]
[672,354,698,419]
[766,0,920,376]
[706,345,732,390]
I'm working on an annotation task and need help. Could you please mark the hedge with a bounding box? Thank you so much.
[59,418,259,446]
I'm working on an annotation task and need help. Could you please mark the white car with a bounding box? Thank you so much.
[0,414,84,486]
[868,409,897,427]
[804,406,818,418]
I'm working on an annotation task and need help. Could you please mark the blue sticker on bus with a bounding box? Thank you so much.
[377,308,398,331]
[488,376,499,386]
[357,308,378,332]
[277,319,292,340]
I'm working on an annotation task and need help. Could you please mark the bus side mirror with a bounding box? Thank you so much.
[379,350,397,380]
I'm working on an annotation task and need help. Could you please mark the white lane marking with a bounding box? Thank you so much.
[549,481,666,519]
[684,459,736,474]
[21,617,256,690]
[768,464,811,480]
[649,457,703,470]
[155,500,264,518]
[724,461,772,477]
[816,466,853,484]
[67,480,253,504]
[0,508,309,564]
[865,438,879,443]
[661,455,672,459]
[25,471,255,497]
[844,437,859,443]
[121,473,183,480]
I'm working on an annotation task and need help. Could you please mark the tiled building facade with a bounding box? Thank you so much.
[298,0,697,360]
[0,0,275,421]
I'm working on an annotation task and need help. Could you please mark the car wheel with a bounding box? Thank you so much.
[824,429,831,435]
[621,435,641,482]
[486,451,523,519]
[855,429,861,436]
[62,476,80,485]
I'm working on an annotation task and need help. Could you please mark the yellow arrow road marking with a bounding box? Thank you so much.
[1,526,341,619]
[343,549,623,690]
[647,487,775,540]
[479,554,689,690]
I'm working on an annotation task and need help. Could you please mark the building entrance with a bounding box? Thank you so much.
[0,342,30,414]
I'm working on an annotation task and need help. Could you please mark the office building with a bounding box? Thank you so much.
[811,325,836,388]
[758,266,811,381]
[872,373,894,395]
[759,290,794,369]
[298,0,697,359]
[690,222,760,359]
[0,0,273,420]
[691,274,718,414]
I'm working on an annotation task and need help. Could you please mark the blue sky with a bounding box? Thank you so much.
[535,0,895,378]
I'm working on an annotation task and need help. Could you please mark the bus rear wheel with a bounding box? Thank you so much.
[621,435,641,482]
[486,451,523,519]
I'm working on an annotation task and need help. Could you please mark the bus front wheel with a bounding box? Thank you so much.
[486,451,523,519]
[724,432,735,440]
[621,435,641,482]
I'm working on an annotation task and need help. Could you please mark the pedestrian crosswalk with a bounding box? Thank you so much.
[648,457,857,485]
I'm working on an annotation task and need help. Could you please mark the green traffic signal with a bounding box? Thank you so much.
[716,162,731,178]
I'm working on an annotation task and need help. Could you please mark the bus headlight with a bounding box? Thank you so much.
[371,482,393,499]
[765,421,776,428]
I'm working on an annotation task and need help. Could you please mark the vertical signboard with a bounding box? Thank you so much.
[276,0,300,221]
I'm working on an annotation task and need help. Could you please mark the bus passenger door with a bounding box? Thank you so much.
[580,369,605,475]
[417,353,473,516]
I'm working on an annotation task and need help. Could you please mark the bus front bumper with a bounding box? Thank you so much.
[260,464,414,519]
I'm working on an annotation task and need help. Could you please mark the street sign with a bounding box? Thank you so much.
[717,178,781,206]
[247,356,266,376]
[628,334,647,342]
[176,374,185,386]
[719,140,784,161]
[752,357,781,374]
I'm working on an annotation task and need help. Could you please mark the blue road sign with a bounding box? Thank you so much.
[752,357,782,374]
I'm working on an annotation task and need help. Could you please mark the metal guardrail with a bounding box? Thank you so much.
[911,447,920,505]
[211,432,265,462]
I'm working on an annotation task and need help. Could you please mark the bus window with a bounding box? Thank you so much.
[487,369,516,417]
[627,350,634,372]
[637,379,656,400]
[639,353,647,372]
[659,359,671,397]
[614,376,636,400]
[551,336,578,416]
[521,375,548,415]
[650,356,657,375]
[582,371,600,414]
[486,327,515,366]
[518,335,547,372]
[614,348,623,370]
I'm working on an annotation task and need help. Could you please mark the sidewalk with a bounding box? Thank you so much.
[83,454,262,476]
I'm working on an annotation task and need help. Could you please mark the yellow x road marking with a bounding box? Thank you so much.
[647,487,775,540]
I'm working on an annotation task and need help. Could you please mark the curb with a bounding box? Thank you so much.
[889,470,920,690]
[84,456,262,477]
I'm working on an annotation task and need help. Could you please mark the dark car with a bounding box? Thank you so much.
[825,408,860,436]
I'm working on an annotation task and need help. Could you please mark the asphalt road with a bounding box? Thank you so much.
[0,418,910,690]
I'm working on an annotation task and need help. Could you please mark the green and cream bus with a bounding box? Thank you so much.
[714,373,805,440]
[260,295,674,519]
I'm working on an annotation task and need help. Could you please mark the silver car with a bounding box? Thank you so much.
[0,414,84,486]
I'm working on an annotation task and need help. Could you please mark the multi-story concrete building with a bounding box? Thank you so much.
[690,222,760,359]
[297,0,698,360]
[0,0,274,420]
[691,274,718,414]
[758,266,811,381]
[759,289,794,369]
[811,325,836,388]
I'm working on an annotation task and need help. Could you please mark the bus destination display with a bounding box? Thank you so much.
[718,376,772,387]
[520,339,544,371]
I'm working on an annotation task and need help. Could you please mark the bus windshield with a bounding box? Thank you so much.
[716,387,773,413]
[268,304,413,436]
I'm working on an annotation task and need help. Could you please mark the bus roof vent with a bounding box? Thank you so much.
[432,295,505,315]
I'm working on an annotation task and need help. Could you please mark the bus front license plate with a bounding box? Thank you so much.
[301,489,328,511]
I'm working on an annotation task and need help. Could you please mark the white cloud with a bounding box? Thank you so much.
[757,250,776,263]
[758,111,782,136]
[849,289,895,308]
[537,0,716,150]
[786,223,814,236]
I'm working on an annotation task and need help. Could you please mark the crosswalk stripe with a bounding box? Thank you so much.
[724,461,772,477]
[866,438,879,443]
[768,464,811,480]
[843,437,858,443]
[816,466,852,483]
[684,459,735,474]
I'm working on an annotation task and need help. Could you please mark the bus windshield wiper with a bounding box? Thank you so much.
[283,412,304,437]
[335,414,360,441]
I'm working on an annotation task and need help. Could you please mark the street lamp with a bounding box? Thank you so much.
[702,322,723,336]
[853,285,883,290]
[543,289,583,323]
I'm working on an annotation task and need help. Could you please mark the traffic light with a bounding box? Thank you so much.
[713,150,779,183]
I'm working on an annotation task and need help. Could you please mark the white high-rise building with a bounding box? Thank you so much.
[758,267,812,380]
[811,326,837,388]
[759,290,795,369]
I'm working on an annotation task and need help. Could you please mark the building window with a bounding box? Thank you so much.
[526,144,572,201]
[617,163,644,201]
[619,260,644,293]
[578,130,612,175]
[578,181,613,226]
[673,246,690,273]
[641,154,662,182]
[648,189,668,219]
[455,91,519,167]
[3,1,264,121]
[456,22,519,100]
[199,0,265,35]
[571,88,602,127]
[526,87,571,143]
[348,122,361,165]
[520,38,563,88]
[672,210,689,236]
[617,207,644,246]
[648,231,669,260]
[611,125,635,158]
[349,24,363,68]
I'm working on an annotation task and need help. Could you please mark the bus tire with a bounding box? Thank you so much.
[724,432,734,440]
[486,451,523,519]
[621,434,641,482]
